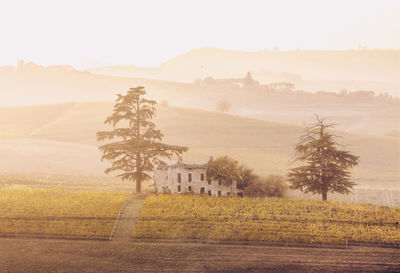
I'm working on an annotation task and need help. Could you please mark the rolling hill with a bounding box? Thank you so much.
[0,62,398,137]
[0,102,398,189]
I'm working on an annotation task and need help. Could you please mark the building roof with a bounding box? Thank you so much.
[157,157,213,170]
[170,162,208,169]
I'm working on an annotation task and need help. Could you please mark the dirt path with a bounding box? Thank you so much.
[111,195,144,242]
[0,238,399,272]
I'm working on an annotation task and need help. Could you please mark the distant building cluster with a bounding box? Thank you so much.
[16,60,75,72]
[197,72,296,92]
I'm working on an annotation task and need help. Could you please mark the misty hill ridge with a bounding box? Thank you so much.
[89,47,400,92]
[162,47,400,79]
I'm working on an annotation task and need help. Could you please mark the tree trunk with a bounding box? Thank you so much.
[135,100,141,194]
[136,176,141,193]
[322,191,327,201]
[136,153,141,193]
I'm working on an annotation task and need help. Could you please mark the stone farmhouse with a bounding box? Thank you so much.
[154,157,243,197]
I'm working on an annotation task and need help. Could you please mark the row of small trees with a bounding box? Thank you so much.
[97,87,359,201]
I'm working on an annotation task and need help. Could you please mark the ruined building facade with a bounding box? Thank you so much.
[154,158,243,197]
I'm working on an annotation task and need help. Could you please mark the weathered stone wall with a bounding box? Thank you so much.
[154,168,170,193]
[155,166,242,196]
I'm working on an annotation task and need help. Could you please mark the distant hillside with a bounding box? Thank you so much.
[0,61,190,106]
[89,47,400,96]
[0,102,398,188]
[0,62,398,137]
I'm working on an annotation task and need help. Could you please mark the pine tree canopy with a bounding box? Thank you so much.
[288,115,359,201]
[96,86,188,193]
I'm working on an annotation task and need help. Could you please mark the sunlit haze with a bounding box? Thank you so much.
[0,1,400,270]
[0,0,399,67]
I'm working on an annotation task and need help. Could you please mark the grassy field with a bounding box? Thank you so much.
[0,102,398,187]
[0,102,75,138]
[0,188,130,239]
[289,187,400,207]
[0,172,398,208]
[134,195,400,247]
[0,172,140,191]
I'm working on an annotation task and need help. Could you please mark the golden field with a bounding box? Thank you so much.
[0,188,130,239]
[134,195,400,246]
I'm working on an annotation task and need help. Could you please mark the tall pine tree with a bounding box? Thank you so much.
[288,115,359,201]
[97,86,188,193]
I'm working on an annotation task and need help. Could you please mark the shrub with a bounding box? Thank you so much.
[216,99,231,113]
[244,174,288,198]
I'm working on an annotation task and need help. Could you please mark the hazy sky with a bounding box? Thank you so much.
[0,0,399,67]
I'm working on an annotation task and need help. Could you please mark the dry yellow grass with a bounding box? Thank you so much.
[0,188,130,239]
[134,195,400,246]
